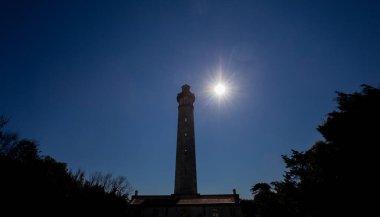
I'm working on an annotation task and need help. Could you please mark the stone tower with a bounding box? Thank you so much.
[174,84,198,195]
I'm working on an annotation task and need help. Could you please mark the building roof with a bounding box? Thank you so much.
[130,194,239,206]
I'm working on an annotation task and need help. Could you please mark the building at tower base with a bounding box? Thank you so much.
[130,192,242,217]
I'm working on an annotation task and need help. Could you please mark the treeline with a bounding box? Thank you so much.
[246,84,380,217]
[0,118,132,216]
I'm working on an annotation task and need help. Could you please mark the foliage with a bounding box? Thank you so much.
[0,116,132,216]
[88,171,133,197]
[250,84,380,217]
[250,183,278,217]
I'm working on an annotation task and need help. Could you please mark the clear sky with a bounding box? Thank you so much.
[1,0,379,199]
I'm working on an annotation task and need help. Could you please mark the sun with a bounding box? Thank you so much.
[203,65,238,105]
[214,83,226,96]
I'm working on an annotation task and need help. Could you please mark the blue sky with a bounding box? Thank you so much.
[1,0,379,199]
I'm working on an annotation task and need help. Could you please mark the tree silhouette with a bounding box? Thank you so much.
[250,183,279,217]
[0,116,18,155]
[87,171,132,198]
[0,116,132,216]
[251,84,380,217]
[251,183,272,196]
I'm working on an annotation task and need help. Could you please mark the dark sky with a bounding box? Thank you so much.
[1,0,379,199]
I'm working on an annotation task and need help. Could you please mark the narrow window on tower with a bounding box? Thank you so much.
[184,132,187,137]
[184,117,187,122]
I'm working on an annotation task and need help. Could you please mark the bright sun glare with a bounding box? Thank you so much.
[214,83,226,96]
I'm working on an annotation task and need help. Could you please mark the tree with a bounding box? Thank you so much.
[0,117,133,216]
[88,171,133,198]
[0,116,18,156]
[250,84,380,217]
[250,183,279,217]
[7,139,40,162]
[251,183,272,196]
[283,85,380,216]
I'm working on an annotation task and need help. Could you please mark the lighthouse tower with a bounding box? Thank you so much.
[174,84,198,195]
[130,84,242,217]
